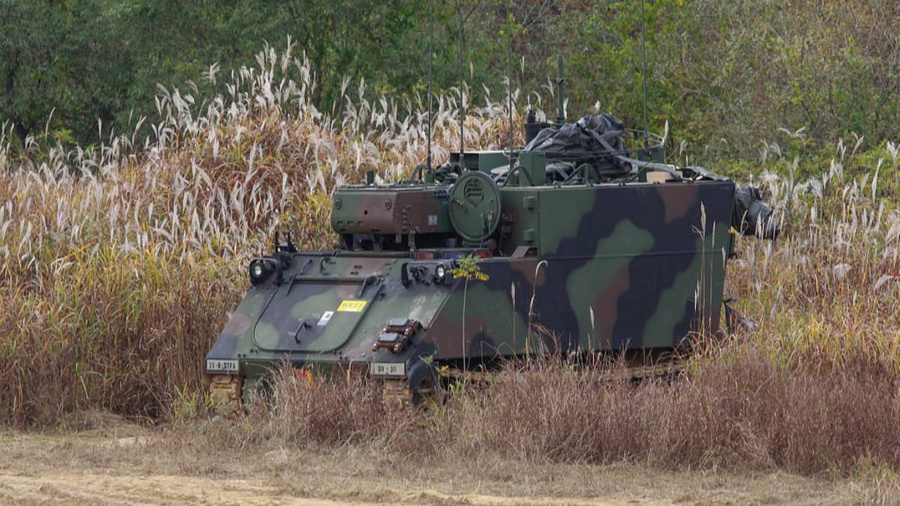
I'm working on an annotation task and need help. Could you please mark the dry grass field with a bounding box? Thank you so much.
[1,44,899,504]
[1,413,896,505]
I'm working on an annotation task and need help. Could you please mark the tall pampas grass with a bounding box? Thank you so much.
[0,39,897,452]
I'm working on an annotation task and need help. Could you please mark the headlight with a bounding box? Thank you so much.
[249,259,270,285]
[251,262,265,278]
[434,264,446,281]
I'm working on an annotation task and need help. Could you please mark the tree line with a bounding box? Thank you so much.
[3,0,900,157]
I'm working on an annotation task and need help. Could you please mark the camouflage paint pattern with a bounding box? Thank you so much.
[332,185,452,236]
[206,170,737,391]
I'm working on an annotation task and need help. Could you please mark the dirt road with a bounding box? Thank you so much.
[2,471,652,506]
[0,418,893,505]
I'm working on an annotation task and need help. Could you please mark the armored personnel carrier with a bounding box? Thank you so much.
[204,85,778,411]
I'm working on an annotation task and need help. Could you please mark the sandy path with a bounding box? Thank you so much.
[0,472,343,506]
[0,471,634,506]
[0,425,891,506]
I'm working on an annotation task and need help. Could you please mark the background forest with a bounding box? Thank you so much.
[3,0,900,159]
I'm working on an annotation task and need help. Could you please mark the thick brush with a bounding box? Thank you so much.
[230,349,900,475]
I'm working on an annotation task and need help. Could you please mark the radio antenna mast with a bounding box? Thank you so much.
[426,0,434,175]
[506,0,513,154]
[555,54,565,126]
[457,0,465,157]
[640,0,649,149]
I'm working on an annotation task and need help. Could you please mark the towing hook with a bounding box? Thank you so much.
[408,360,439,395]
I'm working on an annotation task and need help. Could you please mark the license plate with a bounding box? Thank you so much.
[370,362,406,377]
[206,359,239,374]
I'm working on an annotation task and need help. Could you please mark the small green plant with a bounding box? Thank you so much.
[170,385,202,424]
[450,255,490,282]
[450,255,490,377]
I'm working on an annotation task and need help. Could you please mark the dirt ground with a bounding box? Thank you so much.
[0,414,895,505]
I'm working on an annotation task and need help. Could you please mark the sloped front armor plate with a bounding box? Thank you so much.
[252,278,379,353]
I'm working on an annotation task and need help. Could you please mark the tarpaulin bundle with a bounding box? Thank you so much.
[522,114,630,177]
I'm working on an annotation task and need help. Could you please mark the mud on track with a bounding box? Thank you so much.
[0,415,894,506]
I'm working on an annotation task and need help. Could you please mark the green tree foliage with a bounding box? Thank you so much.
[3,0,900,157]
[1,0,439,146]
[1,1,131,145]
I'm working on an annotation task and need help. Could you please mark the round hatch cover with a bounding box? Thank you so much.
[448,170,502,242]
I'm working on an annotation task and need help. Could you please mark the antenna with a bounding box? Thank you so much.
[555,54,565,126]
[506,0,513,154]
[426,0,434,176]
[640,0,649,150]
[457,0,465,157]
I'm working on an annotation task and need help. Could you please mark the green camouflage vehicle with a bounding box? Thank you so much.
[204,102,778,412]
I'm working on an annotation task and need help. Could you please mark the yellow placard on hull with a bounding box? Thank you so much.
[337,300,367,312]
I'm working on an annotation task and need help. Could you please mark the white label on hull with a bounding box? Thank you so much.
[206,359,239,374]
[317,311,334,326]
[370,362,406,378]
